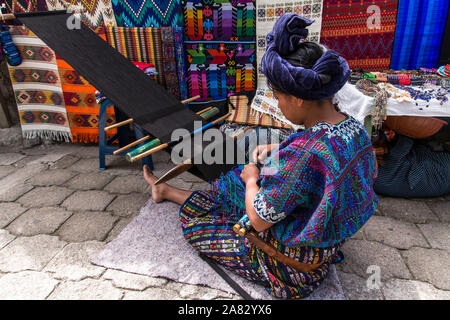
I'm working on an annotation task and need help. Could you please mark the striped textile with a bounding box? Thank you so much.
[112,0,183,27]
[390,0,450,70]
[54,27,116,143]
[7,25,72,142]
[227,95,291,129]
[320,0,398,71]
[45,0,117,28]
[105,26,181,99]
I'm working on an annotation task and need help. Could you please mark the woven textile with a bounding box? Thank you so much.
[186,42,256,101]
[4,0,48,12]
[180,190,341,299]
[182,0,256,42]
[105,26,181,99]
[112,0,183,27]
[7,25,71,142]
[57,55,117,143]
[320,0,398,71]
[250,0,323,128]
[390,0,450,70]
[227,95,291,129]
[173,26,189,100]
[45,0,117,28]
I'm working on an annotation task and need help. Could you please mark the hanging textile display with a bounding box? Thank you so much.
[320,0,398,71]
[173,26,189,100]
[4,0,48,12]
[111,0,183,27]
[438,4,450,67]
[6,25,72,142]
[45,0,117,28]
[390,0,450,70]
[105,26,181,99]
[182,0,256,101]
[250,0,323,129]
[56,28,116,143]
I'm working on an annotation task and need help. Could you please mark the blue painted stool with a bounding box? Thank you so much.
[98,98,154,171]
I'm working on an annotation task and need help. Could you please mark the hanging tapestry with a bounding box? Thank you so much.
[185,42,256,101]
[111,0,183,27]
[391,0,450,70]
[55,30,115,143]
[320,0,398,71]
[45,0,117,28]
[7,25,72,142]
[105,26,181,99]
[173,26,189,100]
[250,0,322,128]
[182,0,255,42]
[4,0,48,12]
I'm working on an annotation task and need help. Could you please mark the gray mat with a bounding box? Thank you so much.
[92,199,346,300]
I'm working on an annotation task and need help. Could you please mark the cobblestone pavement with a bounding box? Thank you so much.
[0,142,449,300]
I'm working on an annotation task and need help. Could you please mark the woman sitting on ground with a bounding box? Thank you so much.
[143,13,378,299]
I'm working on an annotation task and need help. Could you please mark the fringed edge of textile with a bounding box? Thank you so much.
[23,129,72,143]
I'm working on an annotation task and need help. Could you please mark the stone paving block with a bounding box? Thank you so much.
[57,211,118,242]
[6,207,73,236]
[64,172,114,190]
[0,163,45,196]
[0,229,15,250]
[12,155,46,168]
[61,190,115,211]
[364,216,429,249]
[166,282,233,300]
[103,175,150,194]
[27,169,76,187]
[44,241,106,281]
[382,279,450,300]
[106,194,149,217]
[49,154,80,170]
[336,271,384,300]
[337,239,411,281]
[102,269,167,291]
[0,153,25,165]
[76,146,99,158]
[0,271,59,300]
[0,165,16,179]
[417,223,450,250]
[378,197,439,224]
[401,247,450,290]
[17,186,74,208]
[67,158,100,173]
[106,217,133,242]
[426,202,450,223]
[0,184,34,202]
[0,235,66,272]
[47,278,123,300]
[122,287,180,300]
[0,202,28,228]
[103,156,143,176]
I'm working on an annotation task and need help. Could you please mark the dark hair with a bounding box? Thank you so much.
[267,41,331,94]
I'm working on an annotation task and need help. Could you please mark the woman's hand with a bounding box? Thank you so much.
[252,144,280,164]
[240,163,260,185]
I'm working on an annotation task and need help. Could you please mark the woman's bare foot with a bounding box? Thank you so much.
[143,165,166,203]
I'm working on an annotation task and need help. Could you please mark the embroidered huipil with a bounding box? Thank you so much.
[253,116,378,248]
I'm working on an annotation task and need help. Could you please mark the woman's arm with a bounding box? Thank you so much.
[241,164,274,232]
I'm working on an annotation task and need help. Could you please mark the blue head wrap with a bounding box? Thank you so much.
[261,13,350,101]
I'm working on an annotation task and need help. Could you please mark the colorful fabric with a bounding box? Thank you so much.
[173,26,189,100]
[227,95,291,129]
[180,190,341,299]
[391,0,450,70]
[251,0,323,127]
[320,0,398,71]
[7,25,72,142]
[45,0,117,28]
[185,42,256,101]
[112,0,183,27]
[4,0,48,12]
[105,26,181,99]
[182,0,256,42]
[0,25,22,66]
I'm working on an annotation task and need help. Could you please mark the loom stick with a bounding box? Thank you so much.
[127,109,223,162]
[113,106,214,156]
[154,125,255,185]
[129,112,230,163]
